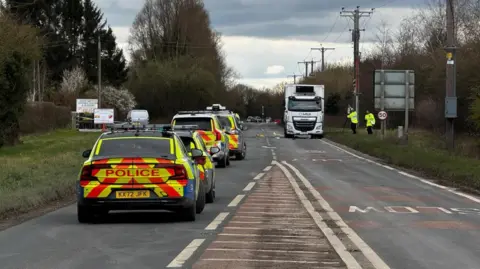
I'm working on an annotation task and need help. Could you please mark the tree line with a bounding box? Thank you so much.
[297,0,480,134]
[0,0,128,147]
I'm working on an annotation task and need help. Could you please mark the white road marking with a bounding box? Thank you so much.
[207,248,325,254]
[218,233,313,238]
[228,194,245,207]
[321,139,480,204]
[263,166,272,171]
[280,161,390,269]
[212,240,325,246]
[253,173,264,180]
[243,182,256,191]
[167,239,205,267]
[271,160,276,165]
[201,258,338,264]
[227,215,311,220]
[205,212,229,230]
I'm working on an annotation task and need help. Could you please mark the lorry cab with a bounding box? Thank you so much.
[283,84,324,139]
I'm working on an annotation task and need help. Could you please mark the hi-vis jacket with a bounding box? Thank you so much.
[365,113,375,127]
[347,111,358,124]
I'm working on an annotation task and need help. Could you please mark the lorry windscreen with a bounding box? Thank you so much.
[288,99,322,111]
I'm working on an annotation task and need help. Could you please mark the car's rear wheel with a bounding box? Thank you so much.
[196,181,206,213]
[206,180,215,203]
[181,200,196,222]
[236,143,246,160]
[77,205,94,223]
[217,156,227,168]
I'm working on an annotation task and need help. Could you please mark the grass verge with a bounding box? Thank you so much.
[0,129,100,220]
[325,128,480,191]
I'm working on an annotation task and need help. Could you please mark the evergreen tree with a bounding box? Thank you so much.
[101,27,128,87]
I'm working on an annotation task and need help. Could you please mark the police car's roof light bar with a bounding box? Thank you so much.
[172,124,200,130]
[206,104,227,111]
[177,110,212,115]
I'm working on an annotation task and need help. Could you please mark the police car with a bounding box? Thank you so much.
[77,124,205,223]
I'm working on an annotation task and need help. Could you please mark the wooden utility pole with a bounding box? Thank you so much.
[97,35,102,108]
[341,6,373,125]
[311,46,335,71]
[298,61,309,78]
[445,0,457,150]
[287,74,298,83]
[309,59,321,75]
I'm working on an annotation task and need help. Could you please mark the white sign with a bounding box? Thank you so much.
[377,110,388,120]
[76,99,98,113]
[348,206,480,215]
[94,109,114,124]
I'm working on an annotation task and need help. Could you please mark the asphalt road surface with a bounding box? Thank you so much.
[2,123,480,269]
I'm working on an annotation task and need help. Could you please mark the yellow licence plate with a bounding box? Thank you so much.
[115,190,150,199]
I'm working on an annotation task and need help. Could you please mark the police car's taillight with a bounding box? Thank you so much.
[195,156,206,165]
[214,130,222,141]
[170,165,187,179]
[80,165,94,181]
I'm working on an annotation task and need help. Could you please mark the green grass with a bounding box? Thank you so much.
[325,127,480,190]
[0,129,100,219]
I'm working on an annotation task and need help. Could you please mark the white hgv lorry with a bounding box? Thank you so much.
[283,84,324,139]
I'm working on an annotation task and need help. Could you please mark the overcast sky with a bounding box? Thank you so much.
[95,0,427,89]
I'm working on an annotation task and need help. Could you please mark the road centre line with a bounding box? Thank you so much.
[201,258,337,264]
[243,182,256,191]
[218,233,313,238]
[167,239,205,267]
[253,173,264,180]
[273,161,363,269]
[321,139,480,204]
[280,161,390,269]
[207,248,325,254]
[228,194,245,207]
[205,212,229,230]
[263,166,272,171]
[213,240,322,246]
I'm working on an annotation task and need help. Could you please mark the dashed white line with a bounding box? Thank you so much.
[205,212,229,230]
[243,181,256,191]
[228,194,245,207]
[321,139,480,204]
[263,166,272,171]
[280,160,390,269]
[166,239,205,267]
[253,173,264,180]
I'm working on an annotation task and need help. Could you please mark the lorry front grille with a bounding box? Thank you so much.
[293,121,315,132]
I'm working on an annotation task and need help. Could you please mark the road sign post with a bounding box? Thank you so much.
[374,70,415,141]
[377,110,387,139]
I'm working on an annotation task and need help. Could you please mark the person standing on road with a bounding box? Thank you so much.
[364,110,375,135]
[347,108,358,134]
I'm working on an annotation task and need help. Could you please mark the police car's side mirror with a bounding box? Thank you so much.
[191,149,203,158]
[82,149,92,158]
[210,147,220,154]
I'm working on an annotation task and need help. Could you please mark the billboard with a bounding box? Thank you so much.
[94,108,114,124]
[76,99,98,113]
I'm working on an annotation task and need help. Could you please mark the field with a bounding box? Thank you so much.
[325,127,480,191]
[0,130,100,220]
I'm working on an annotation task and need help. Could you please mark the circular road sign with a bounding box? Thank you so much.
[378,110,388,120]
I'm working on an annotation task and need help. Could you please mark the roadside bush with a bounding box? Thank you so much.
[19,102,71,134]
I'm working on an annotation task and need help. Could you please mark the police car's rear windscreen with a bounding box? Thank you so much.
[217,116,231,128]
[97,138,170,156]
[175,118,212,130]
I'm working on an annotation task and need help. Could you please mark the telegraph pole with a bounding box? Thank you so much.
[298,61,309,78]
[287,74,298,83]
[445,0,457,150]
[309,59,321,75]
[311,46,335,71]
[97,35,102,108]
[341,6,373,125]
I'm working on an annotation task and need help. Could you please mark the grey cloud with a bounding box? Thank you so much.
[205,0,424,39]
